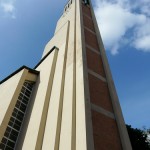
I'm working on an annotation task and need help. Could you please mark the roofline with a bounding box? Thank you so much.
[34,46,59,69]
[0,66,39,85]
[0,46,58,84]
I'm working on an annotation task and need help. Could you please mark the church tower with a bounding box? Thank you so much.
[0,0,132,149]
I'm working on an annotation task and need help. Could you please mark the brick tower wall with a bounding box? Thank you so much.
[81,3,122,150]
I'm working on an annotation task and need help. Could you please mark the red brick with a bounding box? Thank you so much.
[84,28,99,50]
[88,73,113,112]
[82,4,92,18]
[86,47,105,77]
[92,110,122,150]
[83,14,95,32]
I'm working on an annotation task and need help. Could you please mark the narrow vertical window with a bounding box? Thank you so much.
[0,81,34,150]
[64,0,73,12]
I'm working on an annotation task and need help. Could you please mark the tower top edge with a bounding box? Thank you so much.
[63,0,90,12]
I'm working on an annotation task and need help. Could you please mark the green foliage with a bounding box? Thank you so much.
[126,125,150,150]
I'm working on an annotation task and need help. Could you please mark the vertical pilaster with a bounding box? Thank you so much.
[76,0,88,149]
[59,0,76,149]
[41,22,70,150]
[21,49,58,150]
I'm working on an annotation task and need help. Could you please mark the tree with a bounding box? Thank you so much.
[126,125,150,150]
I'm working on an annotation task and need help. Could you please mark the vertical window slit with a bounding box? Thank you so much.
[0,81,34,150]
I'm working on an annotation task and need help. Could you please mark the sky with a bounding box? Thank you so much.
[0,0,150,129]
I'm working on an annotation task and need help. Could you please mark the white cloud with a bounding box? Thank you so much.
[0,0,16,18]
[136,0,150,17]
[133,20,150,52]
[1,3,14,13]
[94,0,150,55]
[134,35,150,52]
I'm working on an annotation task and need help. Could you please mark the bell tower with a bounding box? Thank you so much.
[0,0,132,149]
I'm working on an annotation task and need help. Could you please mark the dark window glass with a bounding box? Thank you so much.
[9,133,17,142]
[0,81,34,149]
[26,84,32,90]
[21,103,26,109]
[14,108,18,113]
[4,131,10,137]
[15,120,21,126]
[12,112,17,118]
[0,143,5,149]
[7,140,15,148]
[16,114,23,122]
[16,101,21,107]
[5,145,13,150]
[11,129,18,137]
[21,87,26,93]
[26,89,31,94]
[10,117,15,123]
[1,138,7,144]
[82,0,89,5]
[25,91,30,97]
[18,110,24,116]
[20,105,26,112]
[24,96,29,101]
[19,93,24,99]
[8,121,13,127]
[6,127,11,133]
[13,123,20,131]
[22,99,28,105]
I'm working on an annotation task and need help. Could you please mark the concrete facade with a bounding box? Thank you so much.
[0,0,132,149]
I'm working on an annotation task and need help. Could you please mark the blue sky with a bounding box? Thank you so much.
[0,0,150,129]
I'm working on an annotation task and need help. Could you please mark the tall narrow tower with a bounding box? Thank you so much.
[0,0,132,149]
